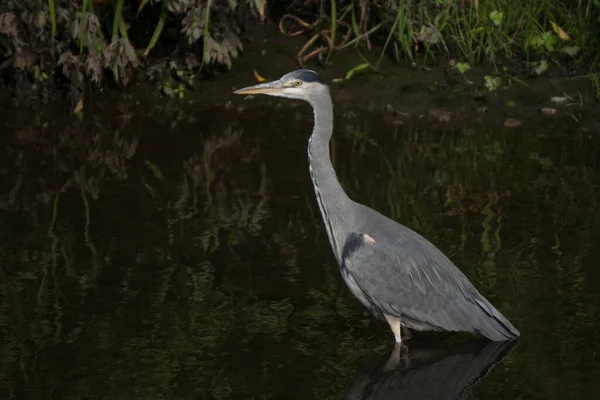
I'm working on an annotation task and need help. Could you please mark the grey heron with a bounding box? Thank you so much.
[234,69,520,344]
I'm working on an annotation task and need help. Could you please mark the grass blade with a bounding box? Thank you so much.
[112,0,125,43]
[48,0,56,37]
[144,0,168,56]
[79,0,91,53]
[138,0,151,16]
[338,23,382,51]
[344,62,370,80]
[377,8,403,69]
[326,0,337,63]
[200,0,213,70]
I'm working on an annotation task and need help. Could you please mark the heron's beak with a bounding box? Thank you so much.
[233,80,285,95]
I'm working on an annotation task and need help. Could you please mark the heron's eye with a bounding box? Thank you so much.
[294,80,303,87]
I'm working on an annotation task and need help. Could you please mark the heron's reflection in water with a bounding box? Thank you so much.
[344,340,516,400]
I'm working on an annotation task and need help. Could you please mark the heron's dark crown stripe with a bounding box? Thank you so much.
[295,69,325,84]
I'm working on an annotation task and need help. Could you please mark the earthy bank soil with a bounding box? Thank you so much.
[1,22,599,134]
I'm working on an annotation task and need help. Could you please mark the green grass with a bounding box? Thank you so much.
[317,0,600,92]
[381,0,597,64]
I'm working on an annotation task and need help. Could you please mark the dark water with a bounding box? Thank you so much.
[1,88,599,399]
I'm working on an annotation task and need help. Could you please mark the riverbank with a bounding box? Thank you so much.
[1,0,599,108]
[2,19,599,139]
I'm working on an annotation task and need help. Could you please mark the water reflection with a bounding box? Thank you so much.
[344,340,515,400]
[0,91,599,398]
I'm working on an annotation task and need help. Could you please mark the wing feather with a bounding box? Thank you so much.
[340,232,519,341]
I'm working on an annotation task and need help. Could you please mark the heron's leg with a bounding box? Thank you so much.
[383,344,402,371]
[382,344,410,372]
[384,314,402,344]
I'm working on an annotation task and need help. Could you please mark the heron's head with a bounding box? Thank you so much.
[233,69,328,102]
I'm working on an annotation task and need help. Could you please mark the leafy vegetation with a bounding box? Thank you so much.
[280,1,599,92]
[0,0,264,103]
[1,1,599,102]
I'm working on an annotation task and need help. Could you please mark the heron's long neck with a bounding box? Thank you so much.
[308,93,350,257]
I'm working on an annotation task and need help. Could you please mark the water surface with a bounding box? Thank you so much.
[0,85,599,399]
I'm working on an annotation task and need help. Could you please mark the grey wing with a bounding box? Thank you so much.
[340,232,519,340]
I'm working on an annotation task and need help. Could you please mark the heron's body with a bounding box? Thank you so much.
[234,69,520,343]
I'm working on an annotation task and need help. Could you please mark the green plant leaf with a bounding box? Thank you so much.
[48,0,56,37]
[489,11,503,27]
[456,62,471,74]
[344,63,370,80]
[484,75,502,92]
[533,59,548,75]
[200,0,213,70]
[79,0,91,53]
[560,46,580,57]
[138,0,151,15]
[112,0,125,43]
[144,0,168,56]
